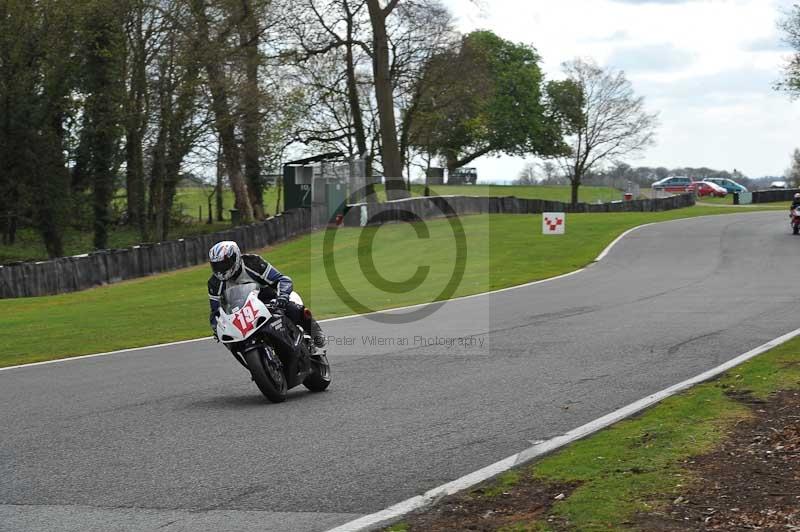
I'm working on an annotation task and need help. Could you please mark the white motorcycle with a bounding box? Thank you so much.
[215,283,331,403]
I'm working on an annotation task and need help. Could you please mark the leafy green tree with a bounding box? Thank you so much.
[408,30,582,176]
[0,0,80,256]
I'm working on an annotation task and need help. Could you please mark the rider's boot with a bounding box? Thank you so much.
[307,318,326,349]
[302,307,326,348]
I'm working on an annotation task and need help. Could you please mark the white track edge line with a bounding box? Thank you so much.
[326,325,800,532]
[0,211,765,373]
[0,337,214,372]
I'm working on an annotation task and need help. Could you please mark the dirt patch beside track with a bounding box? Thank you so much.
[636,389,800,531]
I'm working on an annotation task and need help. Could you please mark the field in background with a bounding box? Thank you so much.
[173,183,624,222]
[0,205,774,367]
[174,186,281,222]
[1,184,622,264]
[416,184,623,203]
[697,195,733,205]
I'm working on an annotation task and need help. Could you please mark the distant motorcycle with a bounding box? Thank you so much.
[792,207,800,235]
[215,283,331,403]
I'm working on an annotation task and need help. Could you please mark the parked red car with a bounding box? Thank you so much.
[687,181,728,198]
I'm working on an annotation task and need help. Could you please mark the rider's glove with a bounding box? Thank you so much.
[275,296,289,310]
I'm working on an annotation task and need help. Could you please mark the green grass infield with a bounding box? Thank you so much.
[0,205,777,367]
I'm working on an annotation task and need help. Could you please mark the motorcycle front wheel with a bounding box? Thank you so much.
[245,346,287,403]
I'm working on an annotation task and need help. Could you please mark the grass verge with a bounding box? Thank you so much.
[0,205,776,367]
[389,335,800,531]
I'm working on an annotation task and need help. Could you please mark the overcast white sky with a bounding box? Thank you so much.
[438,0,800,182]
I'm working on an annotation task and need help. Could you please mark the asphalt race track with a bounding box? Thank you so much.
[3,211,799,532]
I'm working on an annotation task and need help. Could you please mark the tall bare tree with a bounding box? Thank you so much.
[366,0,407,199]
[287,1,376,182]
[784,148,800,187]
[556,58,658,205]
[236,0,270,219]
[288,0,453,197]
[146,7,207,242]
[514,163,537,185]
[123,0,163,239]
[189,0,254,223]
[778,5,800,97]
[82,1,126,250]
[539,161,562,184]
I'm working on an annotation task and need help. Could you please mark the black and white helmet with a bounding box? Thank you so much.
[795,193,800,201]
[209,241,242,281]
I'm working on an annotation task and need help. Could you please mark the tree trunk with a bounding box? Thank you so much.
[125,125,146,236]
[216,142,224,221]
[159,57,199,240]
[424,156,431,196]
[191,0,253,223]
[85,9,124,250]
[161,158,182,241]
[216,111,253,224]
[346,43,368,161]
[124,1,148,238]
[366,0,406,200]
[274,174,281,214]
[239,0,264,219]
[345,29,373,203]
[149,124,167,242]
[0,88,14,246]
[570,174,580,205]
[217,181,224,221]
[445,153,458,176]
[34,112,70,257]
[91,146,115,250]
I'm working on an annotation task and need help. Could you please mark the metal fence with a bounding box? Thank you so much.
[343,194,696,227]
[751,188,800,203]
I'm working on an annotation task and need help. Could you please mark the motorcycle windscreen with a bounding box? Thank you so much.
[222,282,260,313]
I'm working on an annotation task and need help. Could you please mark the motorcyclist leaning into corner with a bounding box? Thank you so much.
[207,241,326,348]
[792,192,800,212]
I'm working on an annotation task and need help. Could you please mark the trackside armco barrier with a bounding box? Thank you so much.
[342,193,696,227]
[0,205,330,299]
[751,188,800,203]
[0,194,694,299]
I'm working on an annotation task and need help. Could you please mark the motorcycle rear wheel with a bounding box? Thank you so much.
[303,354,332,392]
[245,347,287,403]
[794,224,799,235]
